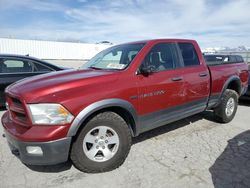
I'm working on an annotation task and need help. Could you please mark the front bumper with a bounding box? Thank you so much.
[2,111,72,165]
[4,130,71,165]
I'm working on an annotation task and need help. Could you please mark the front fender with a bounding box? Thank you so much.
[67,99,138,137]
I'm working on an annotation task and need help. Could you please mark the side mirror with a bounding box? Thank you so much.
[137,65,155,75]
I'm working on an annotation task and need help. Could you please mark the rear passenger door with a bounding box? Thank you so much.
[177,42,210,110]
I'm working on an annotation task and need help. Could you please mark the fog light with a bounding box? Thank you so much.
[26,146,43,155]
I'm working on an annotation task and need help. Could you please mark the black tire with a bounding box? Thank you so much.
[214,89,239,123]
[70,112,132,173]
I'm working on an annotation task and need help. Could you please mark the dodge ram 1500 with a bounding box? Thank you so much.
[2,39,249,172]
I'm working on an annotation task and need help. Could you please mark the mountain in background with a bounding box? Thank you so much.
[203,46,250,53]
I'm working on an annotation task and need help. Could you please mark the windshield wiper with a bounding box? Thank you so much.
[88,66,122,71]
[88,66,103,70]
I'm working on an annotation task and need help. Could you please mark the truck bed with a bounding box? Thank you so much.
[207,62,249,108]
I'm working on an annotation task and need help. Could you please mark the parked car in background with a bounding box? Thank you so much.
[0,54,66,107]
[204,54,244,65]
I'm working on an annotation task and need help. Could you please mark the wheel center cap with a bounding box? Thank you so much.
[98,140,105,146]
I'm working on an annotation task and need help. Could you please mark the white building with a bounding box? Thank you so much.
[0,38,111,68]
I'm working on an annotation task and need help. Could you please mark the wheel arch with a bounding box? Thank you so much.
[221,76,241,96]
[67,99,138,138]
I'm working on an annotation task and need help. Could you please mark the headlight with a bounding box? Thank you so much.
[28,104,74,125]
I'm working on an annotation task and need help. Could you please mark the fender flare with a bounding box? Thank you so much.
[67,99,138,137]
[220,75,241,98]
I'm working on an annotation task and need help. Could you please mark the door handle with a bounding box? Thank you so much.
[171,76,183,81]
[199,73,208,77]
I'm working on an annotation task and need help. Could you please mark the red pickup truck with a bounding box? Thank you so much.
[2,39,249,173]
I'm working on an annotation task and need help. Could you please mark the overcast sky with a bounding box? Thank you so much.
[0,0,249,48]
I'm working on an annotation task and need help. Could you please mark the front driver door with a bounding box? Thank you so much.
[136,42,186,133]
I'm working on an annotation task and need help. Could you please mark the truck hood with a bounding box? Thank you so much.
[6,69,118,102]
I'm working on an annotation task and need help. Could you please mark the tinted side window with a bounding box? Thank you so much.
[178,43,200,67]
[229,56,236,63]
[33,62,53,72]
[236,55,244,63]
[204,55,223,65]
[2,59,33,73]
[141,43,178,72]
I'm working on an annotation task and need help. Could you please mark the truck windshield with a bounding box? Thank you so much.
[82,43,145,70]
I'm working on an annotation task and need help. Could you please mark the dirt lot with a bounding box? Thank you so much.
[0,100,250,188]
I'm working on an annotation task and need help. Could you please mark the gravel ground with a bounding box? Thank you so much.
[0,100,250,188]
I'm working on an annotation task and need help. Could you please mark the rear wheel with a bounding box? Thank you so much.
[214,89,239,123]
[70,112,132,173]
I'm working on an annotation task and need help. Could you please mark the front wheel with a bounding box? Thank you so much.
[214,89,239,123]
[70,112,132,173]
